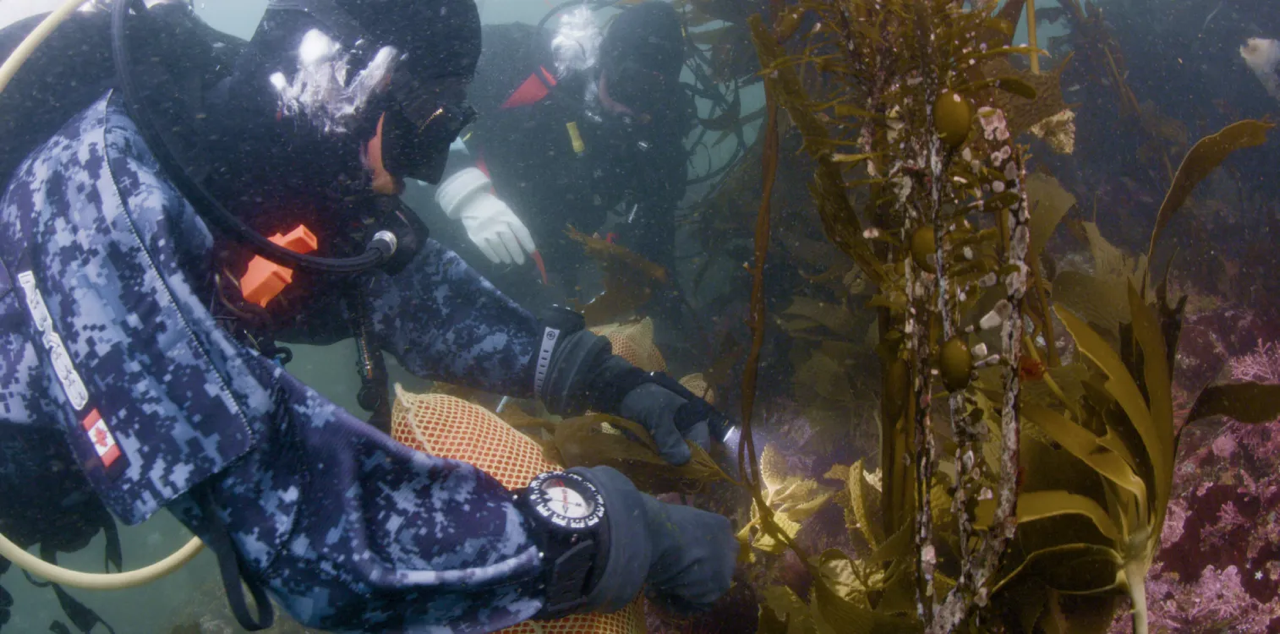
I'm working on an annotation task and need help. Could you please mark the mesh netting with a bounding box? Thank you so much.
[390,387,645,634]
[591,319,665,372]
[678,373,716,405]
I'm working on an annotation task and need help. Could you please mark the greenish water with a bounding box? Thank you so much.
[0,0,1070,630]
[0,4,570,629]
[3,0,1273,631]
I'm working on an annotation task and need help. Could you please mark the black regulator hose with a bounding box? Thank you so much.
[111,0,395,274]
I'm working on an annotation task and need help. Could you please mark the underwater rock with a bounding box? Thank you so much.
[645,578,759,634]
[1129,415,1280,632]
[1175,307,1270,389]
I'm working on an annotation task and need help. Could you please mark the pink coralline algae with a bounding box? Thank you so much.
[1227,340,1280,461]
[1231,339,1280,384]
[1174,309,1269,388]
[1111,338,1280,632]
[1112,564,1280,633]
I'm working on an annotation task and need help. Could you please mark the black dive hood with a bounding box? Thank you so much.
[267,0,481,186]
[111,0,396,274]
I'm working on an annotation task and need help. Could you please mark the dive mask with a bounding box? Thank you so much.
[381,72,476,184]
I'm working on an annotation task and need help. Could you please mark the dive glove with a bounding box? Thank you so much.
[614,362,713,464]
[532,466,736,618]
[435,166,537,265]
[535,308,730,466]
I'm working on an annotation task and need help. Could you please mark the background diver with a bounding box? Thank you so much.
[421,0,694,325]
[0,0,738,631]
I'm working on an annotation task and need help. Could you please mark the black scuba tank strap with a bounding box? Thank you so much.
[191,486,275,631]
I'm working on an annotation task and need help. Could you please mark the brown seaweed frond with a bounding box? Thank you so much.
[566,227,669,326]
[742,0,1095,628]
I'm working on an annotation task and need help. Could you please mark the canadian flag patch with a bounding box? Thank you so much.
[81,409,121,468]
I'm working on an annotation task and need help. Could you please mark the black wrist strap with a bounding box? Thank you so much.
[193,487,275,631]
[535,307,603,415]
[532,307,735,440]
[534,539,600,620]
[518,471,611,620]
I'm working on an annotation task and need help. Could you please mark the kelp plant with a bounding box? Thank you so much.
[742,0,1277,632]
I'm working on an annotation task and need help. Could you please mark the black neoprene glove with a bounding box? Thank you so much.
[537,321,730,466]
[616,366,711,465]
[569,466,737,614]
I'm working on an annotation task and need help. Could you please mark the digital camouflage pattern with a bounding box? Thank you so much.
[0,92,560,632]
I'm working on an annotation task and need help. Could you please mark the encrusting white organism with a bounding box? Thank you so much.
[269,29,398,135]
[551,7,602,79]
[1240,38,1280,102]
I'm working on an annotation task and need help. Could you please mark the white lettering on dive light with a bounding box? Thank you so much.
[534,327,561,396]
[17,271,89,410]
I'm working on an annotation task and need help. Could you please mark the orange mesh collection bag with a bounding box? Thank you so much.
[591,319,665,372]
[389,386,645,634]
[388,319,718,633]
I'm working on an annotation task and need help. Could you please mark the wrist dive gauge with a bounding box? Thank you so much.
[526,471,606,530]
[517,471,609,619]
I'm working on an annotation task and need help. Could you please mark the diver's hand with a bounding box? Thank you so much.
[619,382,714,466]
[534,323,733,465]
[457,194,537,266]
[640,491,737,614]
[568,467,737,615]
[435,167,537,265]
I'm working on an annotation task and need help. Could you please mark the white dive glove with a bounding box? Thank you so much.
[434,167,537,265]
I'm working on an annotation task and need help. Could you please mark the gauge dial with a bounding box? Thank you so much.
[542,481,594,518]
[526,472,606,531]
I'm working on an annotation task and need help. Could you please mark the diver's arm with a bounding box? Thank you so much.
[617,113,688,274]
[168,355,732,631]
[364,238,733,461]
[431,127,537,267]
[364,237,543,396]
[170,356,549,631]
[0,94,636,633]
[614,132,687,322]
[621,195,683,324]
[621,196,677,273]
[434,165,538,266]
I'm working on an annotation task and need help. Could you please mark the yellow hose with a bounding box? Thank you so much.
[0,0,208,590]
[0,0,92,94]
[0,530,205,590]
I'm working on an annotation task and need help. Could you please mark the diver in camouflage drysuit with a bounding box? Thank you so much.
[0,1,737,632]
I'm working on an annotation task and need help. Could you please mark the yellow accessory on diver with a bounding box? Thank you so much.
[566,121,586,155]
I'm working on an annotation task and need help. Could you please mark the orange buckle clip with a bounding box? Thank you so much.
[239,225,318,308]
